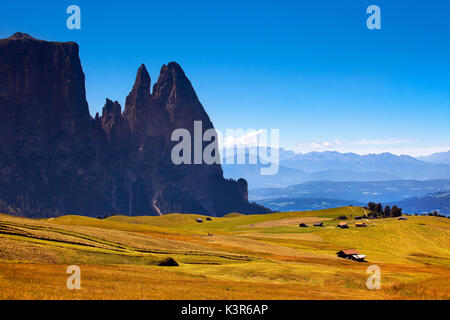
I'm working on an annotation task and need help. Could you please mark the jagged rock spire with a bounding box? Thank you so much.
[124,64,151,111]
[153,62,197,105]
[101,98,122,138]
[123,64,155,135]
[131,64,151,95]
[0,33,271,217]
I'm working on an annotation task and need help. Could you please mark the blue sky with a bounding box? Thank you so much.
[1,0,449,156]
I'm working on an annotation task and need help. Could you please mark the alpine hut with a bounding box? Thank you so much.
[336,249,366,262]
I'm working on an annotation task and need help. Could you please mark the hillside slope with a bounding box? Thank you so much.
[0,208,449,299]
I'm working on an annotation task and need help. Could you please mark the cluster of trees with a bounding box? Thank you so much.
[426,211,448,218]
[408,211,449,218]
[367,202,402,218]
[96,214,116,219]
[0,194,62,218]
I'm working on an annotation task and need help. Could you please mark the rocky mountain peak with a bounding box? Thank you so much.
[0,33,270,217]
[7,32,37,41]
[132,64,151,94]
[124,64,152,111]
[153,62,196,104]
[101,98,122,138]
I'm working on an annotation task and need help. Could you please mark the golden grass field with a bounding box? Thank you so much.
[0,206,449,299]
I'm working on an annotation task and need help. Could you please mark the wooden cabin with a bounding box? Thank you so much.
[299,223,308,227]
[338,222,349,228]
[336,249,366,262]
[313,222,324,227]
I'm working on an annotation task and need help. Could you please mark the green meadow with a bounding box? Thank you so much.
[0,207,449,299]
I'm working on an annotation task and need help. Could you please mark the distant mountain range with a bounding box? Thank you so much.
[257,197,364,212]
[417,151,450,165]
[239,149,450,214]
[387,191,450,215]
[279,150,450,180]
[249,179,450,204]
[222,163,398,189]
[258,191,450,215]
[222,149,450,189]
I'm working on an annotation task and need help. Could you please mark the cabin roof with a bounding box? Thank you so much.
[338,249,359,255]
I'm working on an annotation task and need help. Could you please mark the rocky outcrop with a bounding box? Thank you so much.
[0,33,270,217]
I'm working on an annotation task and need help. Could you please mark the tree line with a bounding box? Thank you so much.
[366,202,402,218]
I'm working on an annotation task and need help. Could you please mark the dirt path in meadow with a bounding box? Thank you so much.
[243,217,332,228]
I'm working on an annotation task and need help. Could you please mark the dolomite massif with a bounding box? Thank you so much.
[0,32,269,217]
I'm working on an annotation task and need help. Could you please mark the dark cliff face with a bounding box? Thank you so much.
[0,32,107,214]
[0,33,270,217]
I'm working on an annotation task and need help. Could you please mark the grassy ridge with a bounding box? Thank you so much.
[0,207,449,299]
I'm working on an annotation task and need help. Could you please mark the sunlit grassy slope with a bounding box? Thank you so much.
[0,206,449,299]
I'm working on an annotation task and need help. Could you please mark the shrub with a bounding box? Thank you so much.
[158,257,179,266]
